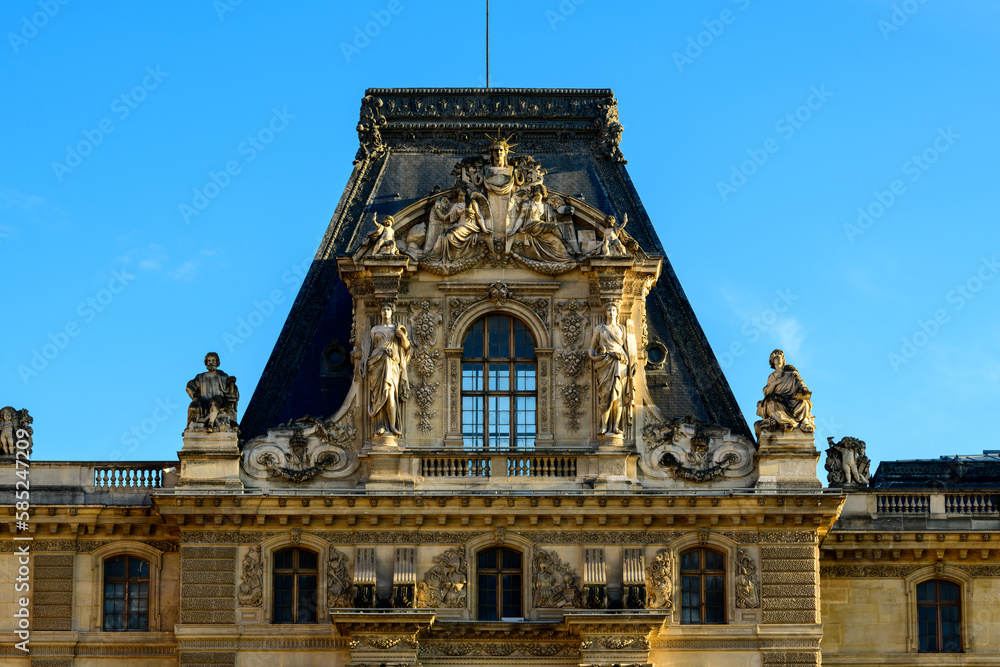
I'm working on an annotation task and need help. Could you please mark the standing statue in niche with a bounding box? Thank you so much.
[754,349,815,439]
[361,302,411,439]
[588,301,635,438]
[186,352,239,432]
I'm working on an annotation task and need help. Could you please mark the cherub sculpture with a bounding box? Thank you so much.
[825,436,871,487]
[369,213,399,256]
[598,213,628,256]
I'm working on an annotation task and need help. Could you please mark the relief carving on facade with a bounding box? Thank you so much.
[735,548,760,609]
[555,300,589,432]
[237,545,262,607]
[641,415,756,483]
[327,547,353,608]
[533,548,583,608]
[415,546,467,609]
[825,436,871,487]
[0,406,32,456]
[646,549,674,610]
[754,348,815,439]
[242,411,359,483]
[409,300,442,433]
[185,352,239,433]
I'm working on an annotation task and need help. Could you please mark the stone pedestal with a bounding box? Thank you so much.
[755,429,821,489]
[176,429,243,489]
[362,450,413,490]
[592,452,638,489]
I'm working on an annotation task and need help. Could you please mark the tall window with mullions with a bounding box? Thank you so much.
[103,555,149,631]
[272,547,318,624]
[477,547,523,620]
[462,315,536,450]
[680,548,726,624]
[917,579,961,652]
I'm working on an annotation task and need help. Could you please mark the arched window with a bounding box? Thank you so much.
[477,547,523,620]
[917,580,961,652]
[680,547,725,624]
[272,547,318,624]
[103,555,149,631]
[462,314,536,450]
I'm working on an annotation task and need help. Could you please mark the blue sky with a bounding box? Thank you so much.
[2,1,998,473]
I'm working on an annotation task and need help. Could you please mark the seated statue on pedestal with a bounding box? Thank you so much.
[754,348,815,439]
[186,352,239,432]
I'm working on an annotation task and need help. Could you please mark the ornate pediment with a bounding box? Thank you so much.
[242,411,359,484]
[640,414,756,484]
[352,138,648,278]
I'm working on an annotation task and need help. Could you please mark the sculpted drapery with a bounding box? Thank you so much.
[362,303,411,437]
[755,348,815,438]
[588,302,634,436]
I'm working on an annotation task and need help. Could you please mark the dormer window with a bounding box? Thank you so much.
[462,314,536,450]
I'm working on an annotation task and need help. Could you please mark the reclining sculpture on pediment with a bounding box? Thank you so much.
[352,136,649,277]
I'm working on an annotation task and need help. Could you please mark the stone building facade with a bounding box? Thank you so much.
[1,89,998,666]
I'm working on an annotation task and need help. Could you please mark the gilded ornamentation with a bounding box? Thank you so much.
[735,548,760,609]
[415,546,467,609]
[238,545,262,607]
[532,548,583,608]
[646,549,674,610]
[825,436,871,487]
[755,349,815,439]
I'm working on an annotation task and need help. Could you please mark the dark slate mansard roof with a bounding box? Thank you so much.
[240,88,753,442]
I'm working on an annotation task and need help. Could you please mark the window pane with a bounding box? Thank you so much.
[502,548,521,570]
[940,581,960,602]
[501,573,521,618]
[681,576,700,624]
[478,573,498,620]
[463,320,484,357]
[917,581,934,601]
[705,550,724,571]
[514,363,535,391]
[479,549,497,570]
[298,574,317,622]
[514,396,536,449]
[487,316,510,358]
[488,396,510,450]
[462,363,483,391]
[298,550,317,571]
[462,396,483,448]
[514,320,535,357]
[129,558,149,579]
[106,557,125,578]
[681,551,700,571]
[274,549,294,570]
[488,363,509,391]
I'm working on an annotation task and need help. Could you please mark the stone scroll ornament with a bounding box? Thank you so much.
[735,548,760,609]
[359,302,412,441]
[642,415,754,482]
[185,352,239,433]
[754,348,815,439]
[532,548,583,608]
[415,546,467,609]
[646,549,674,610]
[0,406,32,457]
[825,436,871,487]
[238,545,262,607]
[242,411,359,483]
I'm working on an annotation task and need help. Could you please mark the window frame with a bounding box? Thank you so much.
[904,566,972,654]
[476,546,524,621]
[679,547,727,625]
[90,542,163,632]
[257,535,333,625]
[271,546,320,625]
[102,554,150,631]
[460,314,538,451]
[916,579,962,653]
